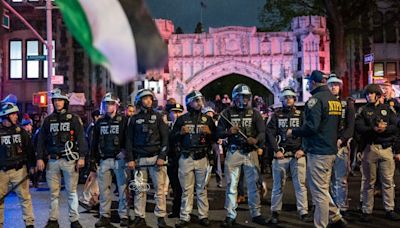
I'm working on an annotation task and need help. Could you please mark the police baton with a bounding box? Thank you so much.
[218,113,259,149]
[0,174,30,203]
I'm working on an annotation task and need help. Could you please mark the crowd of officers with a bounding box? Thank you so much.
[1,69,400,228]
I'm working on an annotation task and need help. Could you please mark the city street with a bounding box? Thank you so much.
[3,172,400,228]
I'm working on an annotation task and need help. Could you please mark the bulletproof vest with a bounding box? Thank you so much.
[275,107,302,146]
[338,99,347,132]
[0,125,26,167]
[180,112,210,149]
[46,112,76,155]
[133,112,161,147]
[226,107,256,146]
[98,115,123,158]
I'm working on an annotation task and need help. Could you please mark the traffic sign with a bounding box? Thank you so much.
[27,55,47,61]
[51,75,64,85]
[364,53,374,64]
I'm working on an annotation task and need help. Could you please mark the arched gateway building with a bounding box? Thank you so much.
[141,15,330,107]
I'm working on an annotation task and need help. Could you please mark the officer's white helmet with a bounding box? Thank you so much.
[232,84,252,108]
[327,75,343,85]
[0,102,19,117]
[50,88,69,101]
[135,89,157,106]
[185,90,204,107]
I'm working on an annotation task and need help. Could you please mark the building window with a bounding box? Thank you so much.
[374,62,384,77]
[387,62,397,82]
[319,57,325,71]
[43,40,55,78]
[319,35,324,51]
[373,11,383,43]
[26,40,40,78]
[9,40,22,79]
[385,11,397,43]
[297,37,302,52]
[297,57,302,71]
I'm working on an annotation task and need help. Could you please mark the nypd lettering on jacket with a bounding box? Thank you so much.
[1,134,22,145]
[50,122,71,133]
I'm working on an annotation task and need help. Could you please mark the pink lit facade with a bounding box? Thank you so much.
[147,16,330,105]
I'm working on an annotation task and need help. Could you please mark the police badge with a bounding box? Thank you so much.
[201,116,207,123]
[381,110,387,116]
[151,115,157,120]
[307,98,318,108]
[66,114,72,120]
[116,116,122,121]
[15,127,21,133]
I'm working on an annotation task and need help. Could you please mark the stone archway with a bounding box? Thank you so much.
[184,60,278,104]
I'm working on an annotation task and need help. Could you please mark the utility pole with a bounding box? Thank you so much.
[46,0,53,113]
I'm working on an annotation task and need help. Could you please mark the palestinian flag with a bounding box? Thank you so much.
[55,0,168,85]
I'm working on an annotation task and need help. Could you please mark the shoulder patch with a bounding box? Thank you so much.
[307,98,318,109]
[77,117,83,125]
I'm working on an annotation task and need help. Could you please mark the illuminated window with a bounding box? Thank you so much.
[27,40,40,78]
[374,62,384,77]
[9,40,22,79]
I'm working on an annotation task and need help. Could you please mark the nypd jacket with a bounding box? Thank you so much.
[126,109,169,161]
[337,97,355,145]
[217,106,265,150]
[36,111,88,160]
[0,124,35,169]
[171,110,216,159]
[292,85,342,155]
[90,114,127,162]
[266,106,303,154]
[355,102,397,148]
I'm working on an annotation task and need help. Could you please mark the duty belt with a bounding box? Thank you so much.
[1,161,25,172]
[181,149,206,160]
[273,151,305,159]
[229,144,253,153]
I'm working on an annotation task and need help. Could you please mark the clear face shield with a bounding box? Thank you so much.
[190,96,205,111]
[282,96,295,107]
[306,79,313,92]
[234,94,251,108]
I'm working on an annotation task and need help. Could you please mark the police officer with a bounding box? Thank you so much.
[172,91,215,228]
[36,88,88,228]
[90,93,129,227]
[165,103,184,218]
[355,84,400,222]
[266,87,312,224]
[0,100,35,228]
[288,71,345,228]
[326,74,355,217]
[217,84,268,227]
[126,89,169,228]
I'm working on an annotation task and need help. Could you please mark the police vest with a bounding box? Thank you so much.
[133,112,161,147]
[275,108,302,143]
[225,107,257,147]
[179,112,211,150]
[0,125,25,167]
[98,115,123,158]
[46,112,76,155]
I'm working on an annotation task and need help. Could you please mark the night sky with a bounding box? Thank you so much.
[145,0,266,33]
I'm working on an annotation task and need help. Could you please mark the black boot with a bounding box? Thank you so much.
[95,216,110,227]
[70,221,82,228]
[221,217,235,227]
[45,220,59,228]
[175,220,189,228]
[130,217,146,228]
[157,217,167,228]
